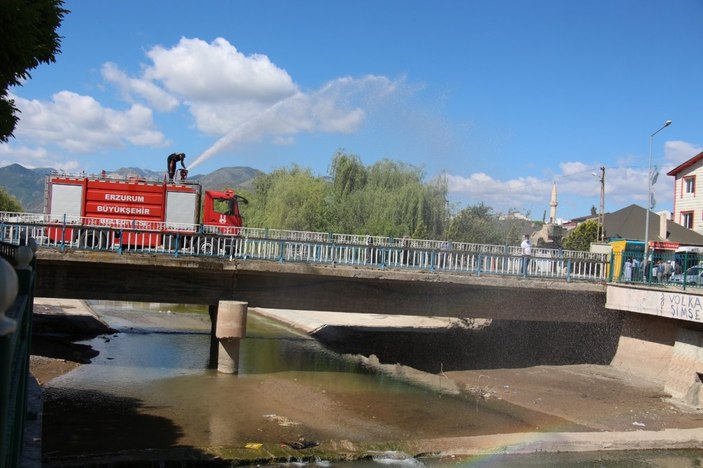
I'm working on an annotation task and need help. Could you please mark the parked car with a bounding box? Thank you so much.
[670,265,703,285]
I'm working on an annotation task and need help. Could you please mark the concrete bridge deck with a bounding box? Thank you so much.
[36,249,607,323]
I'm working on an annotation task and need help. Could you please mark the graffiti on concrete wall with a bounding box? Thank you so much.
[661,292,703,322]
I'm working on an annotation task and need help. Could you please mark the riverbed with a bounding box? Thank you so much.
[31,299,703,466]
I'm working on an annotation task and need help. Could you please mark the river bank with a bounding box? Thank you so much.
[29,299,703,465]
[253,308,703,434]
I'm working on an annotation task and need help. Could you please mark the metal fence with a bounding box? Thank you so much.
[0,242,36,467]
[609,249,703,291]
[0,213,611,283]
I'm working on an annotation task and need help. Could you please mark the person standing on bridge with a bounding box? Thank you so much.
[167,152,186,182]
[520,234,532,276]
[623,258,633,283]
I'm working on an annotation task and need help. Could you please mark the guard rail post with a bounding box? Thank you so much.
[566,258,572,283]
[278,240,285,263]
[682,252,688,291]
[60,215,67,252]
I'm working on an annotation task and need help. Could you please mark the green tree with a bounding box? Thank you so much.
[246,166,331,231]
[562,219,599,251]
[245,153,451,239]
[447,203,503,244]
[1,0,68,142]
[0,186,22,211]
[328,154,448,238]
[447,204,533,246]
[412,220,428,239]
[330,151,367,195]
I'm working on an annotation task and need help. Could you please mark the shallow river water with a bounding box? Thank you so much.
[40,302,703,466]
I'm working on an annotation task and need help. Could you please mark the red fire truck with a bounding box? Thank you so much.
[44,171,246,252]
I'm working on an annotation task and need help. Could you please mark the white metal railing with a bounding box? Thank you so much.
[0,211,610,282]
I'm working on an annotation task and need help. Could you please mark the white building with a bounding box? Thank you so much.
[667,151,703,233]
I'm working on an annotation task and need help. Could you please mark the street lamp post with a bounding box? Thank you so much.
[644,119,672,261]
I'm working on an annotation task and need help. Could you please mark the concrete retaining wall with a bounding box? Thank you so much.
[610,314,677,383]
[610,312,703,407]
[666,328,703,407]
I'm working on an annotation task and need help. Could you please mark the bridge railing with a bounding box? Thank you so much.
[0,215,610,282]
[0,241,36,467]
[608,249,703,290]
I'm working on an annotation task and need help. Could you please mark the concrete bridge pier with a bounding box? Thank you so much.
[212,301,248,374]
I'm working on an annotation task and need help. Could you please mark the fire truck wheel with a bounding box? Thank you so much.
[199,237,215,255]
[80,232,104,249]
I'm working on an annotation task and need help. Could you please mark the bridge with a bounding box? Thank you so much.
[5,215,703,405]
[4,214,703,324]
[35,248,607,323]
[0,214,610,322]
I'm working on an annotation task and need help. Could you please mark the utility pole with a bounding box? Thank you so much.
[598,166,605,242]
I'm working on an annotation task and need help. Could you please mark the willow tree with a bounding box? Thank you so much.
[328,152,369,233]
[246,152,450,238]
[246,165,331,231]
[330,151,367,196]
[341,158,449,238]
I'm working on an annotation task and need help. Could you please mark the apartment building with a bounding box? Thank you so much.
[668,151,703,234]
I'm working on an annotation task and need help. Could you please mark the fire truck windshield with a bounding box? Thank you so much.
[212,198,234,215]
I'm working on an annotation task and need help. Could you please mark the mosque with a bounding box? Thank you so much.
[529,182,564,248]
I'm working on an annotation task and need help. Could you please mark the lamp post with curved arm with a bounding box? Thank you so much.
[644,119,672,262]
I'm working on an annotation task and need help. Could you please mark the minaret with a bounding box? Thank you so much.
[549,182,558,224]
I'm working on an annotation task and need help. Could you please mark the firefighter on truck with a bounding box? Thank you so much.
[167,152,187,182]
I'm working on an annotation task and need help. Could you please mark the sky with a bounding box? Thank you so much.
[2,0,703,221]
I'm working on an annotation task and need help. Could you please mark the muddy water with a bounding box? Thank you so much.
[42,302,588,463]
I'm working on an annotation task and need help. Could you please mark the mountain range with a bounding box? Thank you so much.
[0,164,262,212]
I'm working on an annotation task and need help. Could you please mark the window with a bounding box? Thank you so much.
[682,211,694,229]
[213,197,234,215]
[685,176,696,194]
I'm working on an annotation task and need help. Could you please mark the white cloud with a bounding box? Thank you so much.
[0,143,80,170]
[145,37,297,103]
[101,62,179,112]
[664,140,702,166]
[130,37,392,142]
[189,75,396,169]
[444,152,686,219]
[8,37,399,170]
[457,144,703,219]
[12,91,168,153]
[446,172,550,214]
[559,161,590,176]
